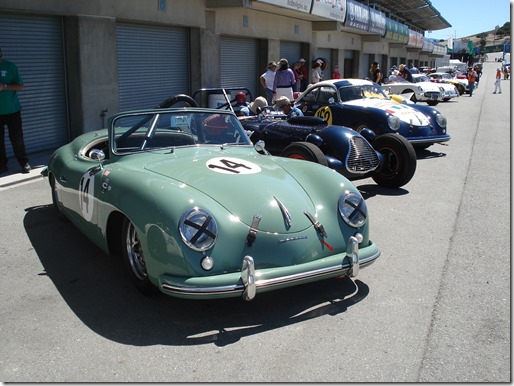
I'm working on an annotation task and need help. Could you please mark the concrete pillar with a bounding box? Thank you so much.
[64,15,119,137]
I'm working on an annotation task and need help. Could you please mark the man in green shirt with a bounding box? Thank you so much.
[0,48,30,174]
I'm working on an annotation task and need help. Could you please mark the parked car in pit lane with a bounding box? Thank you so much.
[194,87,417,189]
[427,72,468,96]
[294,79,451,149]
[383,74,443,106]
[41,94,380,301]
[412,73,459,101]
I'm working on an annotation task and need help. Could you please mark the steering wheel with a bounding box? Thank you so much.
[157,94,198,108]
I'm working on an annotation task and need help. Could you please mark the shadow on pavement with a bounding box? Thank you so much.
[415,146,448,160]
[23,204,370,347]
[356,183,410,199]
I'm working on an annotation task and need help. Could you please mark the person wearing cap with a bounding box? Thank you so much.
[273,96,303,119]
[398,64,413,82]
[298,58,308,91]
[272,58,296,103]
[260,61,277,105]
[239,96,268,117]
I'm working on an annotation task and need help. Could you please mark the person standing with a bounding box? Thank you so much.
[466,67,477,97]
[331,65,341,79]
[272,58,296,102]
[370,61,382,84]
[0,48,30,174]
[260,61,277,105]
[291,62,301,92]
[493,67,502,94]
[311,61,322,84]
[298,58,309,91]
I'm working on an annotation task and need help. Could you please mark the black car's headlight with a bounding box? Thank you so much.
[179,208,218,251]
[436,113,447,128]
[338,190,367,228]
[387,115,401,131]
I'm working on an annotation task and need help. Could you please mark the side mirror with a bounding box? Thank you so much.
[254,140,268,155]
[89,149,106,163]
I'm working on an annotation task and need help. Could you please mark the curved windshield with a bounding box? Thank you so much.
[413,75,431,83]
[338,84,389,102]
[385,75,410,84]
[110,110,252,155]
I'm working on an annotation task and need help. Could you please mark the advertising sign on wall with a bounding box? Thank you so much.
[256,0,312,13]
[368,8,386,35]
[311,0,347,22]
[344,0,369,32]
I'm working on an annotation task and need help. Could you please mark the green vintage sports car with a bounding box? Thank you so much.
[42,96,380,300]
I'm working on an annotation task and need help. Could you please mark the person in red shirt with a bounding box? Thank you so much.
[466,67,477,97]
[298,58,309,91]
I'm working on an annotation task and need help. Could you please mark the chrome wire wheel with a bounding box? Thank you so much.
[121,218,156,295]
[125,221,147,281]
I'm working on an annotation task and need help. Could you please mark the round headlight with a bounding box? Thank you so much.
[338,190,367,228]
[387,115,401,131]
[179,208,218,251]
[436,113,447,128]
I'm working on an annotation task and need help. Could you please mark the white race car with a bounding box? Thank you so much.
[428,72,469,95]
[384,74,443,106]
[413,74,459,101]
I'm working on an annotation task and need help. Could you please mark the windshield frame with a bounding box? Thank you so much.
[109,108,253,156]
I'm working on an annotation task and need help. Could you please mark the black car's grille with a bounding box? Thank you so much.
[346,136,380,174]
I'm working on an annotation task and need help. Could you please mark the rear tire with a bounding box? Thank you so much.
[50,174,67,221]
[121,217,157,295]
[371,134,417,188]
[280,142,328,166]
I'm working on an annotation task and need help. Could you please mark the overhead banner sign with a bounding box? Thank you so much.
[432,44,446,55]
[406,29,423,48]
[384,18,410,43]
[344,0,369,32]
[256,0,312,13]
[368,8,386,36]
[311,0,347,23]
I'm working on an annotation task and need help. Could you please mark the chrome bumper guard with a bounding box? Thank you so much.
[161,233,378,301]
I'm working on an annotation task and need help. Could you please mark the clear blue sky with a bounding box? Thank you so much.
[426,0,512,40]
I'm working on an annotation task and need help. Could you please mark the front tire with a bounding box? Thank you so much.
[427,100,439,106]
[121,217,157,295]
[371,134,417,188]
[280,142,328,166]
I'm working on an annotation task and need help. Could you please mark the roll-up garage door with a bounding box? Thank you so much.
[279,41,302,68]
[0,14,68,155]
[220,37,258,100]
[117,23,189,111]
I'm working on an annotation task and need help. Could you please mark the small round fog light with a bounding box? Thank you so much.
[201,256,214,271]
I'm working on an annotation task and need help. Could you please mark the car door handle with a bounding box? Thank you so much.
[59,176,68,184]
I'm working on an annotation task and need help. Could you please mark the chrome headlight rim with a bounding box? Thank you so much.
[387,114,401,131]
[338,190,367,228]
[179,207,218,251]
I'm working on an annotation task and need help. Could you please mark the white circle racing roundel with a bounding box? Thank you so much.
[206,157,261,175]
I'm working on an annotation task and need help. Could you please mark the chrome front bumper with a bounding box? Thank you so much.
[160,233,380,301]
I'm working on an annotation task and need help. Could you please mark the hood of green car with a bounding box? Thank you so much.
[143,148,318,233]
